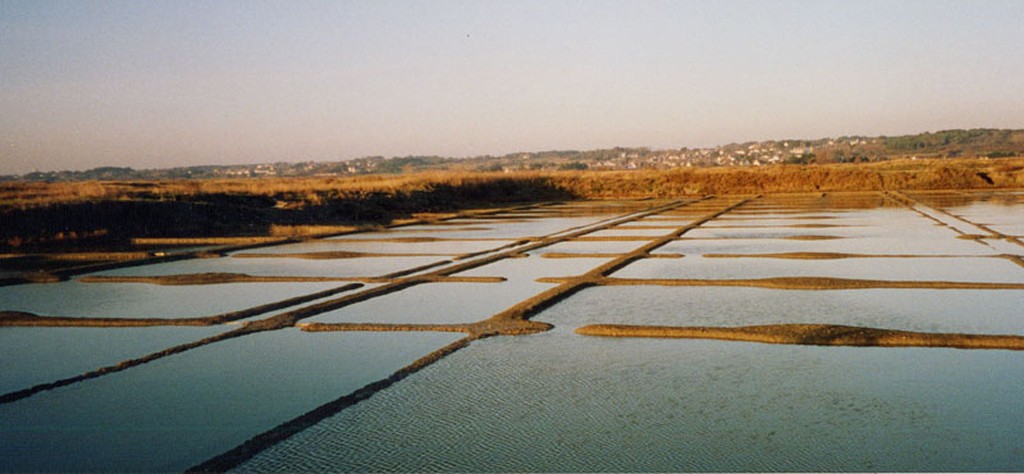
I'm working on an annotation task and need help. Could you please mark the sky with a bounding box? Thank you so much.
[2,0,1023,174]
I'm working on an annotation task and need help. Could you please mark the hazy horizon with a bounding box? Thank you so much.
[3,0,1023,175]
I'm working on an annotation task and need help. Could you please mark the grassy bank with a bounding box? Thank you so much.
[2,158,1023,251]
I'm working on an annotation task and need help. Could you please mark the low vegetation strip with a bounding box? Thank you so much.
[701,252,982,260]
[0,283,364,328]
[78,272,357,285]
[595,276,1024,290]
[231,251,454,259]
[4,159,1023,253]
[131,237,284,245]
[575,324,1024,350]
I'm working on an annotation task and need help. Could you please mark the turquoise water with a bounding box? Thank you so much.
[239,332,1024,472]
[0,329,463,472]
[0,326,227,395]
[4,195,1023,472]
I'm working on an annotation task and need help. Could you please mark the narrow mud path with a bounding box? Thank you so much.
[0,198,705,405]
[576,323,1024,350]
[189,197,744,471]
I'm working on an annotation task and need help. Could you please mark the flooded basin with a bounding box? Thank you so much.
[0,326,226,395]
[2,192,1023,472]
[0,280,347,318]
[240,332,1024,472]
[538,286,1024,335]
[0,329,463,472]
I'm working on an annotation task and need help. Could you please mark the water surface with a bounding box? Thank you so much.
[0,329,463,472]
[0,326,226,395]
[240,332,1024,472]
[0,280,345,318]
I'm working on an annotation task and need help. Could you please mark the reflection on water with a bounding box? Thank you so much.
[658,235,998,256]
[310,281,554,324]
[241,333,1024,472]
[0,280,345,318]
[0,326,227,395]
[4,192,1023,472]
[0,330,463,472]
[95,254,450,278]
[539,286,1024,335]
[614,255,1023,283]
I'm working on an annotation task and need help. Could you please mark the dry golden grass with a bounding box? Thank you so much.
[576,323,1024,350]
[4,158,1024,209]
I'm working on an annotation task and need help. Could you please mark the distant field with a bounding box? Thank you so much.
[2,158,1023,253]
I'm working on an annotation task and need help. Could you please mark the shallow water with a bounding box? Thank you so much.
[310,281,555,325]
[0,280,346,318]
[378,216,612,240]
[5,193,1024,472]
[659,234,1000,256]
[94,253,451,278]
[583,227,673,238]
[0,326,227,395]
[240,332,1024,472]
[538,285,1024,335]
[613,255,1024,283]
[533,239,652,255]
[0,329,463,472]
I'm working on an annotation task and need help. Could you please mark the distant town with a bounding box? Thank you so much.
[5,128,1022,182]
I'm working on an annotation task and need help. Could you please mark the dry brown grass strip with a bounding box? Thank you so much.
[782,235,844,240]
[299,322,473,334]
[701,252,980,260]
[417,276,506,283]
[0,283,364,328]
[232,251,453,259]
[79,272,357,285]
[297,319,552,338]
[541,252,682,259]
[341,236,515,243]
[599,276,1024,290]
[575,323,1024,350]
[571,236,661,242]
[540,252,620,259]
[787,223,849,228]
[613,224,685,230]
[131,237,285,245]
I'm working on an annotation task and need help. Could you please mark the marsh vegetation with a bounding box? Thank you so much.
[0,163,1022,471]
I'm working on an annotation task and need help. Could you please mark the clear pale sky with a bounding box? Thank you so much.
[2,0,1023,174]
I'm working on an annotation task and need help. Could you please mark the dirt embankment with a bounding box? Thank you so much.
[576,323,1024,350]
[3,159,1022,252]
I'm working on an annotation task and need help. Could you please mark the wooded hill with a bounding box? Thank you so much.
[6,129,1022,182]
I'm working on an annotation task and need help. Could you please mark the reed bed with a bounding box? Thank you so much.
[4,158,1023,209]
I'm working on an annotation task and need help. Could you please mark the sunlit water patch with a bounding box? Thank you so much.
[0,280,344,318]
[395,217,616,239]
[657,235,999,256]
[309,281,555,324]
[612,255,1023,283]
[583,228,671,238]
[240,332,1024,472]
[537,285,1024,334]
[0,329,463,472]
[454,254,611,280]
[534,240,650,255]
[320,237,519,255]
